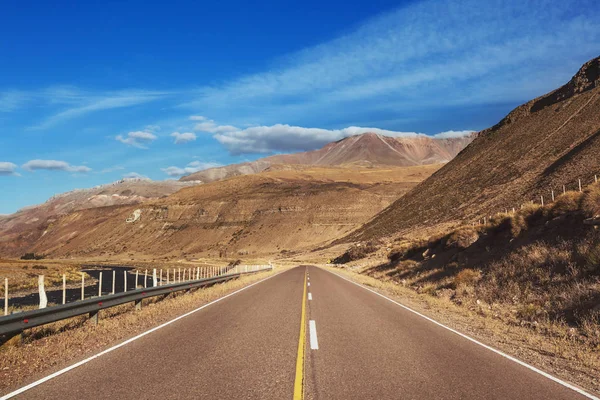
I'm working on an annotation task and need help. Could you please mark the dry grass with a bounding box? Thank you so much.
[0,266,291,393]
[358,184,600,393]
[0,260,91,294]
[323,265,600,394]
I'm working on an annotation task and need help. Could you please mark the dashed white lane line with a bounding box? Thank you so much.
[309,320,319,350]
[308,293,313,301]
[307,282,310,286]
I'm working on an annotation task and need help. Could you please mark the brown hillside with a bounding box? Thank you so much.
[180,132,472,183]
[0,179,195,257]
[351,55,600,241]
[25,165,440,260]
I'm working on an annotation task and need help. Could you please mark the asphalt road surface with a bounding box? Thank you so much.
[8,266,596,399]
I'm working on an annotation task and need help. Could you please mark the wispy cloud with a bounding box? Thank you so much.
[171,131,197,144]
[116,130,158,148]
[161,161,222,177]
[0,162,19,176]
[22,159,91,173]
[182,0,600,123]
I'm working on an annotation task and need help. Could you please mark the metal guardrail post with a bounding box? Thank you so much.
[0,265,270,338]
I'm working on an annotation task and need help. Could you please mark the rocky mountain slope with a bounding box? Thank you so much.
[20,165,440,259]
[0,178,196,257]
[351,56,600,241]
[180,132,473,183]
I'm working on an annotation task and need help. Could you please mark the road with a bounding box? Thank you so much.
[7,266,595,399]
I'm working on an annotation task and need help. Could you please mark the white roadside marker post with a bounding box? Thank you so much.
[541,196,544,206]
[38,275,47,309]
[144,270,148,288]
[124,271,128,292]
[166,269,169,284]
[4,278,8,316]
[135,270,139,289]
[98,272,103,297]
[552,190,555,202]
[112,270,116,295]
[62,274,66,305]
[160,269,163,286]
[153,269,157,287]
[81,273,85,300]
[579,179,582,192]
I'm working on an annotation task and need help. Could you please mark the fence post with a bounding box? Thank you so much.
[595,175,598,183]
[153,269,157,287]
[579,179,582,192]
[98,271,103,297]
[541,196,544,206]
[563,185,566,194]
[112,270,116,295]
[124,270,128,292]
[4,278,8,316]
[81,273,85,300]
[144,270,148,288]
[39,275,47,309]
[551,190,555,202]
[62,274,66,305]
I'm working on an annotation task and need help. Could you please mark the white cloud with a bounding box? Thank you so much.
[212,123,475,154]
[161,161,222,177]
[123,172,150,180]
[189,115,207,121]
[22,159,92,173]
[433,130,476,139]
[0,162,19,176]
[116,130,158,148]
[171,131,197,144]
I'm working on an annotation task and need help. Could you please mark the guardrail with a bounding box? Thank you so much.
[0,264,272,341]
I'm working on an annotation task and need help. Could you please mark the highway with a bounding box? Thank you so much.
[6,266,596,399]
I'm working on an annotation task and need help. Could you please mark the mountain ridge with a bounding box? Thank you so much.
[180,132,473,183]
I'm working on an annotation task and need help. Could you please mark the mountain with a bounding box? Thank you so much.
[17,165,440,260]
[180,133,473,183]
[0,178,196,257]
[350,56,600,241]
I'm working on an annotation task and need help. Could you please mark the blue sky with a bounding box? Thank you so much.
[1,0,599,214]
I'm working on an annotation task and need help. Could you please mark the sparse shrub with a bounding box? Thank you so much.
[517,303,545,321]
[32,265,48,270]
[20,253,45,260]
[333,241,379,264]
[550,191,583,217]
[509,202,543,237]
[453,269,481,288]
[444,226,479,249]
[580,183,600,218]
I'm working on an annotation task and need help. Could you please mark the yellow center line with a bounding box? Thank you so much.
[293,268,308,400]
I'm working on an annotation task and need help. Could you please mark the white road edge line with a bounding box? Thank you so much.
[321,268,600,400]
[0,271,284,400]
[309,320,319,350]
[308,293,313,301]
